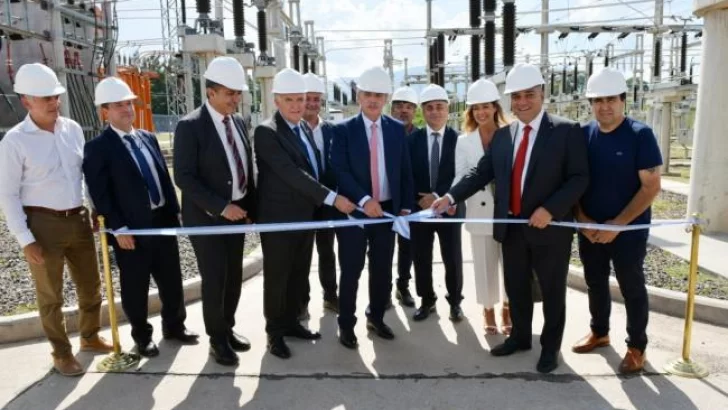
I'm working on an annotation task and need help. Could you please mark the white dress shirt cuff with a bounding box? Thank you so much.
[445,194,455,205]
[17,231,36,248]
[432,192,440,199]
[324,191,337,206]
[358,195,372,207]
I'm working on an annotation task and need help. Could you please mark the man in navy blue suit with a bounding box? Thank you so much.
[299,73,342,317]
[408,84,464,323]
[83,78,198,357]
[330,67,414,349]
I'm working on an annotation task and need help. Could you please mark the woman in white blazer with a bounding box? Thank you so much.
[453,79,511,335]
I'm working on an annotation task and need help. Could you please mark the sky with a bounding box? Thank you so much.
[115,0,702,92]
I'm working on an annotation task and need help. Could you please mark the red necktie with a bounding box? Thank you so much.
[510,125,532,216]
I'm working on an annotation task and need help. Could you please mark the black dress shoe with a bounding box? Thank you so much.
[366,320,395,340]
[449,305,464,322]
[490,339,532,357]
[396,288,416,307]
[339,328,358,349]
[135,341,159,357]
[286,323,322,340]
[413,302,436,321]
[537,350,560,374]
[162,328,199,344]
[209,340,238,366]
[268,336,292,359]
[229,333,251,352]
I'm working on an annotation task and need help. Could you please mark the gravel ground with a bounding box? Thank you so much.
[0,216,259,316]
[570,190,728,300]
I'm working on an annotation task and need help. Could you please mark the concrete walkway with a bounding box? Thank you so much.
[2,233,728,409]
[651,178,728,279]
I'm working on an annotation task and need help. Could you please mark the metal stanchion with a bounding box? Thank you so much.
[664,215,709,378]
[96,216,140,372]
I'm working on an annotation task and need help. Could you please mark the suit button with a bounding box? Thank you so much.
[481,202,486,206]
[227,181,232,185]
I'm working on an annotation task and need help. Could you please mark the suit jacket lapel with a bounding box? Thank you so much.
[438,127,456,184]
[523,113,552,190]
[506,122,518,175]
[381,116,396,191]
[200,105,232,176]
[275,112,316,176]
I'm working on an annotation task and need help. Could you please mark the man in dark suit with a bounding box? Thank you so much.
[433,63,589,373]
[389,86,420,308]
[254,69,355,359]
[408,84,464,323]
[84,77,198,357]
[299,73,342,317]
[173,57,255,366]
[331,67,414,349]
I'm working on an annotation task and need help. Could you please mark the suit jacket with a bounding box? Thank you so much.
[83,126,179,231]
[254,111,330,224]
[408,126,463,217]
[173,105,256,227]
[454,130,496,235]
[449,112,589,244]
[331,113,414,214]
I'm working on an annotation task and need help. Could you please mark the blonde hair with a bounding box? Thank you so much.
[462,101,509,133]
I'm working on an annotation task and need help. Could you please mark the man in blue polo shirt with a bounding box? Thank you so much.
[571,68,662,374]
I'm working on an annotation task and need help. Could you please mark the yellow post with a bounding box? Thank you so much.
[664,215,709,378]
[96,216,140,372]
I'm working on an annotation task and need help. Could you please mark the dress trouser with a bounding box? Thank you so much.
[470,233,507,308]
[26,208,102,358]
[411,221,464,306]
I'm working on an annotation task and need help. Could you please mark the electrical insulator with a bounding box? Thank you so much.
[469,0,481,28]
[485,22,495,76]
[437,32,445,87]
[233,0,245,38]
[471,36,480,82]
[302,53,309,74]
[196,0,211,14]
[502,2,515,68]
[293,45,300,71]
[653,39,661,78]
[257,10,268,54]
[680,32,687,74]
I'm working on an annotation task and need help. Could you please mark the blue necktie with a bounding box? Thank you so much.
[123,135,161,205]
[293,125,319,179]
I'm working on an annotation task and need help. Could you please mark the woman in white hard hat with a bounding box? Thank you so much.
[453,78,511,335]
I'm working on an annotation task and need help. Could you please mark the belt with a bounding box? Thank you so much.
[23,206,85,217]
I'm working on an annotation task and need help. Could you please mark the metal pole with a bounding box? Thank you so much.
[541,0,549,81]
[664,216,710,378]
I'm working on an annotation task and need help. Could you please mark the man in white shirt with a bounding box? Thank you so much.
[0,63,112,376]
[173,57,256,366]
[83,77,199,358]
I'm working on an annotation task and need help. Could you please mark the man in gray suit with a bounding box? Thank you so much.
[433,63,589,373]
[254,68,355,359]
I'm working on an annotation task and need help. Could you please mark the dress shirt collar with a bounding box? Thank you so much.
[110,124,136,140]
[426,124,446,137]
[20,114,61,134]
[306,116,323,132]
[516,108,545,135]
[361,113,382,131]
[205,101,227,124]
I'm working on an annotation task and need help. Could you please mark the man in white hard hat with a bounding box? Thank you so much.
[408,84,465,323]
[330,66,414,349]
[297,73,341,317]
[0,63,113,376]
[254,68,355,359]
[389,85,419,308]
[174,56,256,366]
[571,67,662,374]
[433,63,589,373]
[83,77,199,358]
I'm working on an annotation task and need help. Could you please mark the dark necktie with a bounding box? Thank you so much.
[222,116,247,191]
[510,125,532,216]
[293,125,319,179]
[430,132,440,191]
[123,135,161,205]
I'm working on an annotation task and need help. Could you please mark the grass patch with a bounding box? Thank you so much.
[4,303,37,316]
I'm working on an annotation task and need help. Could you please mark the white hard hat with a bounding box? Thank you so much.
[94,77,137,106]
[303,73,325,94]
[466,79,500,105]
[203,56,249,91]
[419,84,449,105]
[356,66,392,94]
[272,68,307,94]
[504,63,545,94]
[391,86,418,105]
[13,63,66,97]
[585,67,628,98]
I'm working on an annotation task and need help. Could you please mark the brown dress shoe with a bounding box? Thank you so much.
[53,355,85,377]
[619,347,646,374]
[571,332,610,354]
[80,334,114,353]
